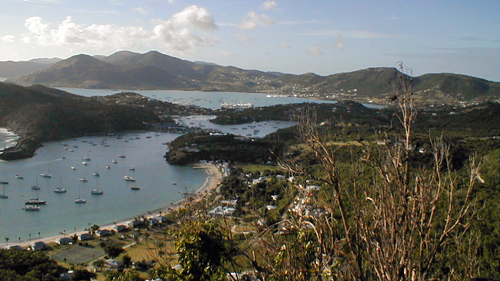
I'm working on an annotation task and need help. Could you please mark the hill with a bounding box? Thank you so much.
[0,82,160,160]
[5,51,498,104]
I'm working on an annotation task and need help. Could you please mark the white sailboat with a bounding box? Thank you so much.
[91,177,103,195]
[54,176,67,193]
[40,165,52,178]
[23,205,40,211]
[123,175,135,181]
[117,144,126,158]
[26,178,46,205]
[75,186,86,203]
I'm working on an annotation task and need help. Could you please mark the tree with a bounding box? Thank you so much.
[104,244,124,259]
[92,259,106,272]
[0,248,66,280]
[259,65,485,280]
[122,254,132,268]
[70,269,96,281]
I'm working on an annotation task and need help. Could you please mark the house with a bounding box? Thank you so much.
[156,215,168,223]
[29,241,47,251]
[149,217,159,226]
[78,233,93,241]
[56,237,73,245]
[4,245,23,250]
[209,206,235,216]
[105,259,123,268]
[113,225,127,232]
[96,229,112,237]
[60,271,74,280]
[128,220,143,228]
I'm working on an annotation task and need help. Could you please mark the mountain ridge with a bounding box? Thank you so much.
[4,50,498,104]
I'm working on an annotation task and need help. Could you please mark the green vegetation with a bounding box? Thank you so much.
[0,249,66,280]
[165,132,284,165]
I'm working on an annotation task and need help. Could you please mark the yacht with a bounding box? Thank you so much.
[92,172,100,177]
[54,187,67,193]
[23,205,40,211]
[15,175,23,179]
[91,189,104,195]
[75,186,86,203]
[123,176,136,182]
[79,177,88,182]
[25,198,46,205]
[40,172,52,178]
[131,186,140,190]
[129,165,135,171]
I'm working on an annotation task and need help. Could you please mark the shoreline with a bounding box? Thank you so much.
[6,162,222,249]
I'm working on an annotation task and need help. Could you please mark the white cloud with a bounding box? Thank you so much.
[20,5,218,54]
[239,11,274,30]
[235,33,252,42]
[1,35,15,43]
[308,45,322,55]
[167,0,174,3]
[261,0,279,11]
[280,40,291,49]
[171,5,217,32]
[23,16,150,48]
[334,34,345,49]
[153,5,218,52]
[134,7,149,15]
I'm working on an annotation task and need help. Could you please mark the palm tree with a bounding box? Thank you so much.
[5,237,9,246]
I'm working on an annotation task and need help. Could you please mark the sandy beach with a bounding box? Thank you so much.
[10,163,222,249]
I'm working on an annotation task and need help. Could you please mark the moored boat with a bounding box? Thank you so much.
[54,187,67,193]
[91,189,104,195]
[123,176,136,181]
[23,205,40,211]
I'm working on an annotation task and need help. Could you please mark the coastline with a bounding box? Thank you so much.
[10,162,222,249]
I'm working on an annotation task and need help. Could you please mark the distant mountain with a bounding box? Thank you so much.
[8,54,189,89]
[28,57,62,64]
[5,50,498,104]
[0,82,159,160]
[0,61,50,78]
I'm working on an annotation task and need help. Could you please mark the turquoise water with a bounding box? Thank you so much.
[0,132,209,244]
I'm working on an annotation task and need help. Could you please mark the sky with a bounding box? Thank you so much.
[0,0,498,81]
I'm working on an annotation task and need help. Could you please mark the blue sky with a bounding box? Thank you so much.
[1,0,498,81]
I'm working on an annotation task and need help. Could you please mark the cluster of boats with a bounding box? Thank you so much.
[0,151,140,211]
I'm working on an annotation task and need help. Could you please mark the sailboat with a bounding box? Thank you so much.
[54,176,67,193]
[23,205,40,211]
[0,184,8,198]
[91,180,103,195]
[117,144,126,158]
[71,156,77,170]
[0,170,9,185]
[40,165,52,178]
[75,186,86,203]
[26,178,46,205]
